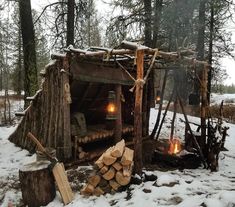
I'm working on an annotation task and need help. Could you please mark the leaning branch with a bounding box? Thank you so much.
[34,2,67,24]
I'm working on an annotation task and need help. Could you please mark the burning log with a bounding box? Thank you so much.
[80,139,134,196]
[168,138,181,155]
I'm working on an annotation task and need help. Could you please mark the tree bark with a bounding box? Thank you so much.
[19,161,56,207]
[207,0,214,104]
[17,23,23,96]
[19,0,38,107]
[153,0,163,47]
[196,0,206,60]
[134,50,144,175]
[66,0,75,46]
[144,0,152,47]
[114,84,122,142]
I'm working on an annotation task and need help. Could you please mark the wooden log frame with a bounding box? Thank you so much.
[200,64,209,153]
[9,59,72,160]
[133,49,144,175]
[9,40,209,167]
[114,84,122,143]
[67,41,207,67]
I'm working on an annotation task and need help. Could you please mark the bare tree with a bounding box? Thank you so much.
[19,0,38,107]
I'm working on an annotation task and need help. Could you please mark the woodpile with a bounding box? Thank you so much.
[81,139,134,196]
[75,125,134,144]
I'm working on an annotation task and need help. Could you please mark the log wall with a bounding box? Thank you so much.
[9,59,72,160]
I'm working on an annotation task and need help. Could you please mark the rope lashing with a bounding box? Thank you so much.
[129,78,146,92]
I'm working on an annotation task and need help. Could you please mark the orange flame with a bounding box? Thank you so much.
[168,138,181,155]
[107,103,116,113]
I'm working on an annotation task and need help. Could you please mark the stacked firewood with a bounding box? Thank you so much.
[81,139,134,196]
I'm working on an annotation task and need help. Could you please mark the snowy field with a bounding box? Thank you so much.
[210,93,235,105]
[0,107,235,207]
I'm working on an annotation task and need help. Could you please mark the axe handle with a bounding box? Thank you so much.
[27,132,55,161]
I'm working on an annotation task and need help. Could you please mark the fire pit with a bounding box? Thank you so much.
[152,139,201,169]
[168,138,181,155]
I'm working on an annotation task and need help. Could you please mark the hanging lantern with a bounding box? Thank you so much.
[155,90,161,104]
[106,91,117,129]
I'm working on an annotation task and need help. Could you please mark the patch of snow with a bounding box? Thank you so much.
[157,174,177,186]
[211,93,235,105]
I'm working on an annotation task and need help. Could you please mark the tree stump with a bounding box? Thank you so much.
[19,161,56,207]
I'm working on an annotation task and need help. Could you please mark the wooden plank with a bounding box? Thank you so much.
[52,163,74,204]
[70,60,134,85]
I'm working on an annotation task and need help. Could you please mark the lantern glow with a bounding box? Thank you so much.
[106,91,117,121]
[107,103,116,113]
[155,90,161,104]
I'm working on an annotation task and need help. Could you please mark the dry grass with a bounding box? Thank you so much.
[0,99,4,109]
[167,104,235,124]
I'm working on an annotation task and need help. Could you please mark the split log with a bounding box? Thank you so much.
[81,184,95,196]
[100,165,109,174]
[103,147,117,165]
[123,165,132,177]
[111,139,125,158]
[95,154,104,169]
[121,147,134,166]
[112,162,122,171]
[99,178,109,187]
[80,140,134,196]
[102,167,116,180]
[100,184,112,194]
[115,171,131,186]
[88,175,101,188]
[109,180,121,191]
[93,187,104,196]
[19,161,56,207]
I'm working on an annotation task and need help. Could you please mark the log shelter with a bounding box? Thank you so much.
[9,41,208,171]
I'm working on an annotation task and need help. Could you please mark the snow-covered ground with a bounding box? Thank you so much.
[210,93,235,105]
[1,107,235,207]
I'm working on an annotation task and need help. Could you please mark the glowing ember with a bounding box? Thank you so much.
[107,103,116,113]
[168,138,181,155]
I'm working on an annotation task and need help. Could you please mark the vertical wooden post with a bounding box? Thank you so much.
[114,84,122,143]
[200,63,208,153]
[134,49,144,175]
[58,57,72,160]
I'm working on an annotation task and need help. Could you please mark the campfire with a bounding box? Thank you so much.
[168,138,181,155]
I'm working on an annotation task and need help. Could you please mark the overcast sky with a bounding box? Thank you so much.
[30,0,235,85]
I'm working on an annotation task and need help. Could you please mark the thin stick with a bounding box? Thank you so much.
[155,88,175,140]
[176,90,207,168]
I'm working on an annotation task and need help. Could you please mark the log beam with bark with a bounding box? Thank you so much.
[133,49,144,175]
